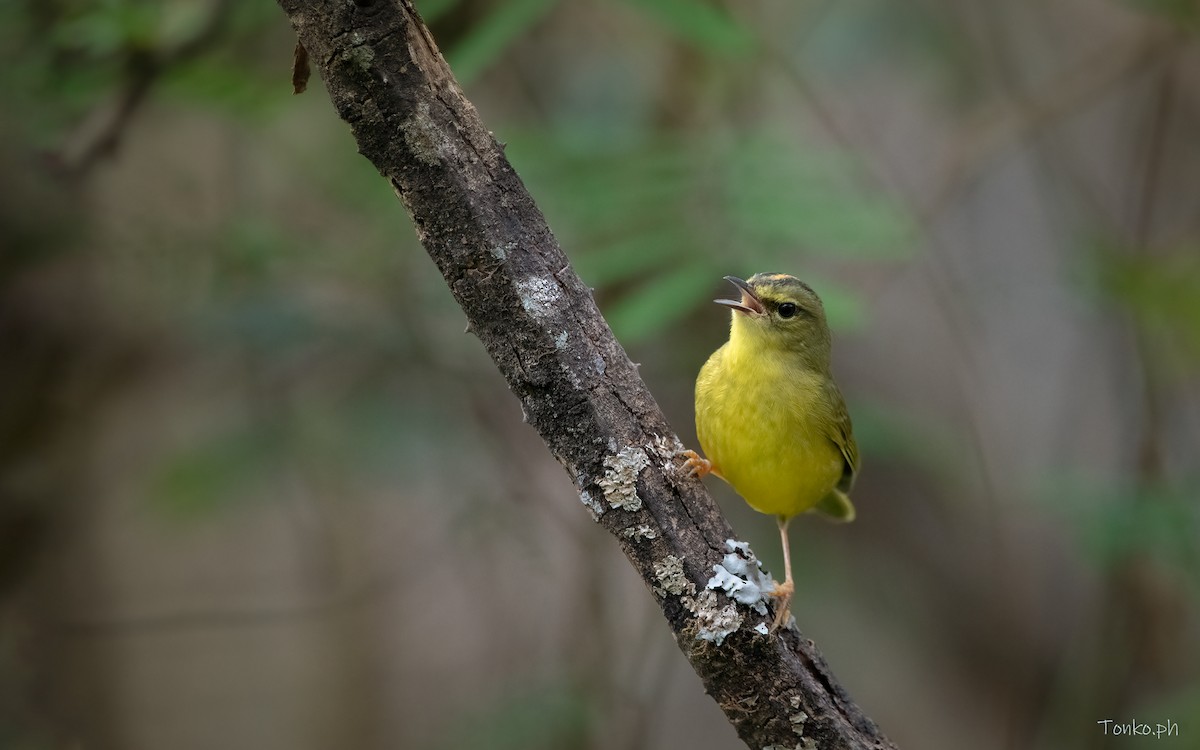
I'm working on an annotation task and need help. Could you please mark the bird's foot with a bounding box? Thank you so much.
[769,580,794,632]
[680,450,713,478]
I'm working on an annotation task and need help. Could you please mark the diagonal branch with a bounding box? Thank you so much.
[274,1,898,748]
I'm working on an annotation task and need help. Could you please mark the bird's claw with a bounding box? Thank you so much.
[680,450,713,479]
[769,580,794,632]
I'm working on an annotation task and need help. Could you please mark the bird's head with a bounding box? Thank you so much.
[716,273,832,360]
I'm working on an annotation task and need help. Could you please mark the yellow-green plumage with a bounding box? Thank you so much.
[694,273,858,523]
[689,273,858,629]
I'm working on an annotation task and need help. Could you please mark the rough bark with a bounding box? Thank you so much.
[275,2,899,748]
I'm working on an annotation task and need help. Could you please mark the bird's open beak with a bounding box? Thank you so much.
[714,276,765,316]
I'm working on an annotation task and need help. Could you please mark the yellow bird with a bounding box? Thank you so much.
[684,274,859,630]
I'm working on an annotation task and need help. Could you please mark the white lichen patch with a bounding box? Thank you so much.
[622,524,658,542]
[402,101,454,166]
[554,330,582,389]
[653,555,694,597]
[664,539,775,647]
[490,241,515,261]
[515,276,562,319]
[707,539,775,615]
[578,489,605,520]
[649,433,685,459]
[790,710,809,736]
[801,739,818,750]
[683,589,743,646]
[598,445,650,511]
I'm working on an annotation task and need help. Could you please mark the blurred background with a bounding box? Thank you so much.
[1,1,1198,749]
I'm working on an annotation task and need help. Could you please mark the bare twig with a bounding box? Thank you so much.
[54,0,233,176]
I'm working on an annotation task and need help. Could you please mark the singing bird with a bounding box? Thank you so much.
[684,274,859,630]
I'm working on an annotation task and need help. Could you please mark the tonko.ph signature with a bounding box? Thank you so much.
[1097,719,1180,739]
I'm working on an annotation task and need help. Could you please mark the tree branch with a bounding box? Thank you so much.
[274,1,898,748]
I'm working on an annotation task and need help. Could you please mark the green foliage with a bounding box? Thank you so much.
[1090,244,1200,368]
[618,0,753,54]
[1,0,282,144]
[800,0,979,104]
[0,4,111,136]
[414,0,463,25]
[1044,475,1200,583]
[149,386,483,518]
[162,53,291,119]
[848,402,965,480]
[162,3,289,116]
[437,0,754,86]
[721,132,912,259]
[507,127,911,343]
[604,263,716,342]
[51,0,162,55]
[446,0,561,85]
[1121,0,1200,27]
[153,420,286,518]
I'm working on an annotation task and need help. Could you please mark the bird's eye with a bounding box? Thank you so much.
[778,302,798,319]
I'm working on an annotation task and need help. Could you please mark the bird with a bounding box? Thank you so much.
[683,273,859,631]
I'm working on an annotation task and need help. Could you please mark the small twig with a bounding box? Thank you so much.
[54,0,233,177]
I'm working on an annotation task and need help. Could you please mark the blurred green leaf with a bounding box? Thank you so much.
[1040,474,1200,579]
[605,262,718,343]
[572,226,685,287]
[723,132,914,258]
[150,390,475,518]
[415,0,464,24]
[215,220,292,284]
[801,0,979,105]
[52,0,160,55]
[163,58,290,118]
[847,401,966,480]
[509,125,910,343]
[1089,243,1200,366]
[447,0,560,85]
[1120,0,1200,26]
[620,0,753,54]
[809,278,867,331]
[152,422,283,517]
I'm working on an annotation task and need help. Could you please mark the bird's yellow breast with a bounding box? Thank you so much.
[695,339,843,518]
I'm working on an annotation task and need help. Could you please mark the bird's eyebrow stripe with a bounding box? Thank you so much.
[755,275,816,297]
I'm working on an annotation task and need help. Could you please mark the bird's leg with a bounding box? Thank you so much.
[770,515,794,632]
[680,449,713,478]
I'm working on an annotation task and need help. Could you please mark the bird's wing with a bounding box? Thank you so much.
[824,379,859,494]
[810,380,859,523]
